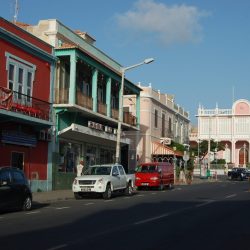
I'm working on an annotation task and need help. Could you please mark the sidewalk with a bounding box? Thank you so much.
[32,176,224,204]
[33,189,74,203]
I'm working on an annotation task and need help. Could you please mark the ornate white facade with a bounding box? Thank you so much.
[196,99,250,166]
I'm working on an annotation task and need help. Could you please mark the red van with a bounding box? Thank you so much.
[135,162,174,190]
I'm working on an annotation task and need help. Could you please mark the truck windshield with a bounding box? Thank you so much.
[84,166,112,175]
[137,165,157,173]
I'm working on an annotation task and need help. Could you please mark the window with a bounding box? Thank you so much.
[0,170,12,183]
[162,113,165,137]
[13,171,25,185]
[112,166,119,176]
[8,64,15,90]
[118,165,125,175]
[154,109,158,128]
[5,52,36,103]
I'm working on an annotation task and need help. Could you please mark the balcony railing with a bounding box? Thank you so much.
[55,88,69,104]
[76,91,93,110]
[98,102,107,115]
[111,108,119,120]
[124,112,137,126]
[0,87,51,121]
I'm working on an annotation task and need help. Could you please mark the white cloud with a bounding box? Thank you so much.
[115,0,209,45]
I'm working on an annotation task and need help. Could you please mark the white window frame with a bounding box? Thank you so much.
[5,52,36,105]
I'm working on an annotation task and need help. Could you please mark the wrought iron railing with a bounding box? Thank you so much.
[0,87,51,121]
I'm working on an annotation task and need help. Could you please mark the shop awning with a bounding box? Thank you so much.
[151,141,183,157]
[58,123,130,146]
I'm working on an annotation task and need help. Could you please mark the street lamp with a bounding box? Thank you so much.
[115,58,154,163]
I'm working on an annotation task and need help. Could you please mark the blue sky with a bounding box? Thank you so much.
[1,0,250,124]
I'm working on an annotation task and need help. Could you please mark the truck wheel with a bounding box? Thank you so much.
[125,182,133,196]
[74,192,82,200]
[103,184,112,199]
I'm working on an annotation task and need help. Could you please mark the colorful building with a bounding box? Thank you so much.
[0,17,56,191]
[191,99,250,167]
[22,19,141,189]
[124,84,189,164]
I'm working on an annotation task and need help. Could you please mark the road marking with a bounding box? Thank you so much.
[104,200,114,202]
[195,200,215,208]
[26,211,40,215]
[225,194,236,199]
[134,213,170,225]
[47,244,68,250]
[151,192,157,195]
[84,202,94,206]
[136,194,145,197]
[123,197,131,199]
[55,207,70,210]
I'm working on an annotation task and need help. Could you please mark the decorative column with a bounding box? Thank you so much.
[231,140,236,166]
[136,95,140,128]
[69,51,77,105]
[106,77,111,117]
[91,68,98,112]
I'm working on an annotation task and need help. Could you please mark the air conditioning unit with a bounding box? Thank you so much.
[160,137,171,145]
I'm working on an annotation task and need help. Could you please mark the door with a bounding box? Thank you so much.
[11,152,24,170]
[111,166,121,190]
[0,169,13,210]
[118,165,127,189]
[239,148,248,166]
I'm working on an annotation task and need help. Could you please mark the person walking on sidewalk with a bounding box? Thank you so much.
[77,160,84,177]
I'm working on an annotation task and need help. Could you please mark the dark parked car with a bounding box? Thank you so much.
[228,167,250,181]
[0,167,32,212]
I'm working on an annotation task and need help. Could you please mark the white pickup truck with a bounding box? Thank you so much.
[72,164,135,199]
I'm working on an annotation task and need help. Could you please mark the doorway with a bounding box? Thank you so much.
[239,148,248,166]
[11,151,24,170]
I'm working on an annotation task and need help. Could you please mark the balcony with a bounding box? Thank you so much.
[0,87,51,121]
[123,112,137,126]
[76,91,93,110]
[111,108,119,120]
[55,88,69,104]
[98,102,107,115]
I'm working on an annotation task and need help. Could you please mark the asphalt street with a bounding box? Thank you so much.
[0,180,249,250]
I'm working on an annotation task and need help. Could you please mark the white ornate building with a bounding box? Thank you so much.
[192,99,250,166]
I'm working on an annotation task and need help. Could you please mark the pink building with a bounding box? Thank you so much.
[194,99,250,166]
[124,84,189,164]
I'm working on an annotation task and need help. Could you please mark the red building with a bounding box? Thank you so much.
[0,17,56,191]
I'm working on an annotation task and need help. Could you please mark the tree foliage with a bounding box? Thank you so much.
[190,139,224,160]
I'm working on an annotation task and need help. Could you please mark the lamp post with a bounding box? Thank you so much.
[115,58,154,163]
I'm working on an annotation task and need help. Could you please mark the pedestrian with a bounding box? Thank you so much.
[76,160,84,177]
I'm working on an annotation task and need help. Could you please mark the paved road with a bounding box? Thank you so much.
[0,180,249,250]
